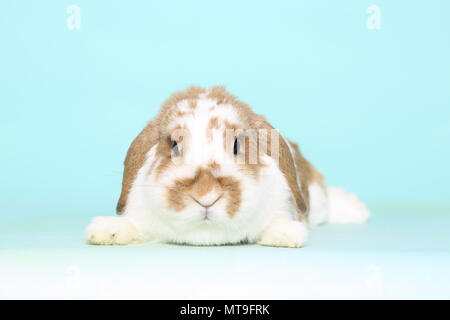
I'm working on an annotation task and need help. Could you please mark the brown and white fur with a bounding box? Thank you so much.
[85,86,370,248]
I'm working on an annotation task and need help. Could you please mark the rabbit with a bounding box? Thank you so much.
[85,86,370,247]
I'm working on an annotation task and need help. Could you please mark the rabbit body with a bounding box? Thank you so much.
[86,87,369,247]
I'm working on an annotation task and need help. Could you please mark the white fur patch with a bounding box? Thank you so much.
[327,187,370,224]
[257,219,308,248]
[85,216,141,245]
[308,183,329,226]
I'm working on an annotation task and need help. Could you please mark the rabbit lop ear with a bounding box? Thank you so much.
[116,120,160,214]
[250,114,309,220]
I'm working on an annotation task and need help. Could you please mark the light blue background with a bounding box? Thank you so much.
[0,0,449,231]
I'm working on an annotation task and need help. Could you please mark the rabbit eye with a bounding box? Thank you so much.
[233,138,239,155]
[172,140,180,157]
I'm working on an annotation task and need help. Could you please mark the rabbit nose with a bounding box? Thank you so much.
[190,194,223,208]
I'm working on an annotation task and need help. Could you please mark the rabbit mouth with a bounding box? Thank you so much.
[200,208,215,222]
[188,194,224,222]
[190,194,223,209]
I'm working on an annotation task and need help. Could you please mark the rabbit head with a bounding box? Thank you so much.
[116,86,308,243]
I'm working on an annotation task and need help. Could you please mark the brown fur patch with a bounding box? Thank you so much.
[208,161,221,171]
[223,120,240,132]
[176,110,194,117]
[217,176,242,216]
[207,86,236,105]
[166,168,242,216]
[116,120,160,214]
[189,100,197,109]
[289,141,327,198]
[249,116,309,220]
[208,117,220,130]
[166,185,187,212]
[192,169,218,198]
[206,117,220,142]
